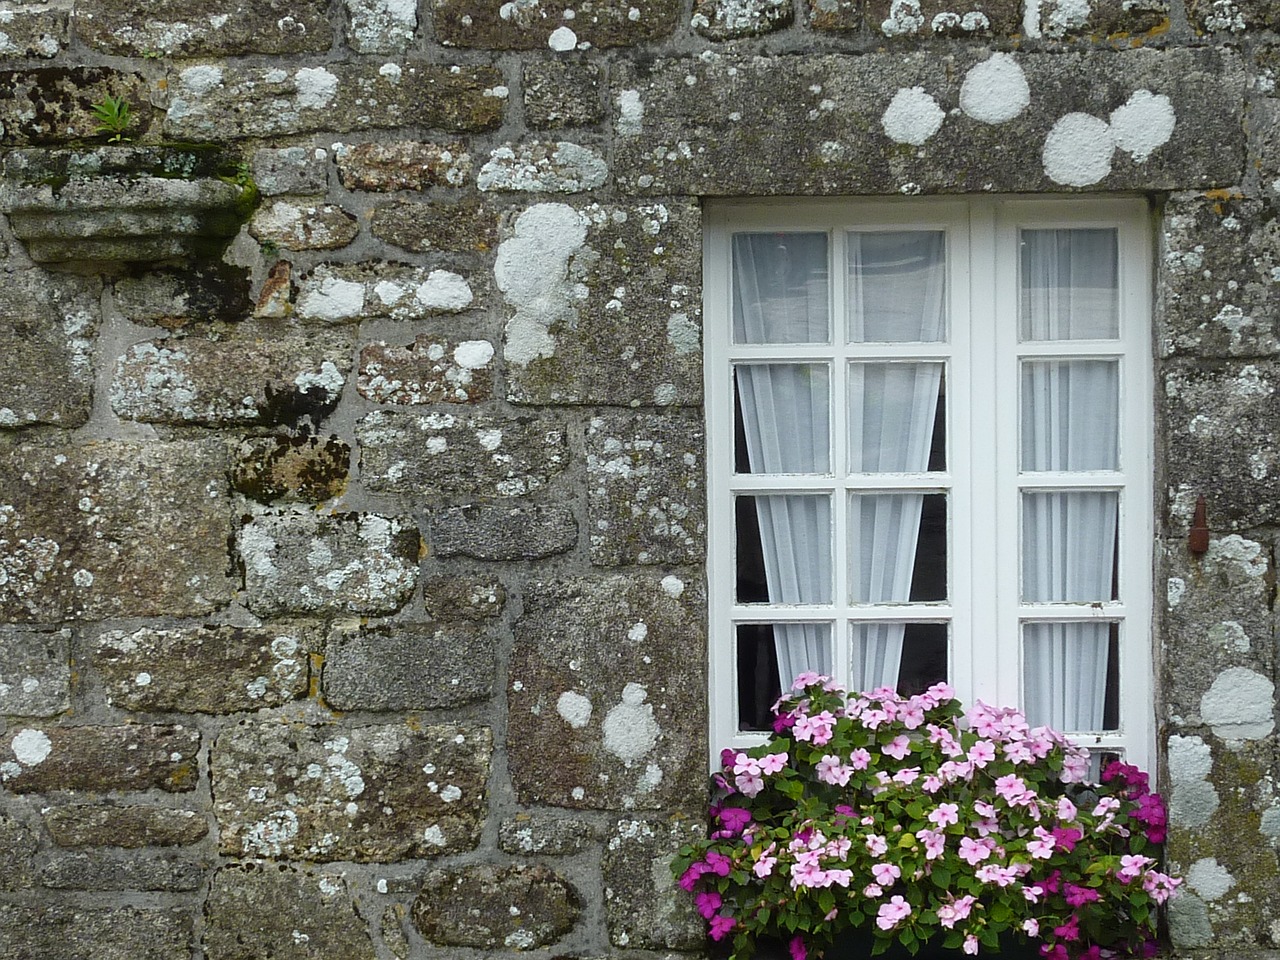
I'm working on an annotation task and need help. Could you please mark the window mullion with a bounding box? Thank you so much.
[831,225,851,693]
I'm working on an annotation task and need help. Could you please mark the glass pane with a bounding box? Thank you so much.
[1020,228,1119,341]
[849,494,947,603]
[734,364,831,474]
[847,231,947,343]
[737,622,833,731]
[1021,492,1119,602]
[1021,360,1119,471]
[732,232,830,344]
[848,363,945,472]
[850,622,947,696]
[1022,621,1119,732]
[735,495,833,604]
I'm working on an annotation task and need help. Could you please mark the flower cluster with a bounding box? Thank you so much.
[675,677,1180,959]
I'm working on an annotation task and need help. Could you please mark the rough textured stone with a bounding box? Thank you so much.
[586,413,706,565]
[237,512,420,616]
[253,146,329,197]
[359,410,569,499]
[864,0,1015,37]
[807,0,861,29]
[39,851,205,891]
[603,818,704,949]
[0,724,200,793]
[611,50,1244,195]
[0,626,71,716]
[232,435,351,503]
[211,721,490,861]
[412,864,580,949]
[296,262,476,323]
[358,335,495,405]
[250,199,360,251]
[74,0,331,56]
[508,575,706,810]
[336,141,473,191]
[95,625,311,713]
[204,862,376,960]
[0,270,99,429]
[113,264,252,328]
[477,141,609,193]
[500,814,602,855]
[1159,195,1280,358]
[692,0,794,38]
[0,813,38,890]
[110,327,351,426]
[346,0,418,51]
[423,575,506,620]
[1187,0,1273,32]
[1036,0,1168,36]
[0,6,68,58]
[524,61,605,128]
[323,621,496,710]
[498,201,702,406]
[43,804,209,847]
[163,61,504,140]
[0,904,190,960]
[434,0,679,48]
[430,503,578,560]
[0,440,233,621]
[0,68,151,144]
[370,196,499,253]
[382,906,411,959]
[1164,361,1280,530]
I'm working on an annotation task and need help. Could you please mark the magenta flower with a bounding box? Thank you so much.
[772,711,797,734]
[1051,826,1081,853]
[705,850,733,876]
[1053,913,1081,942]
[708,914,736,941]
[789,935,807,960]
[718,806,752,835]
[1064,883,1100,907]
[695,891,722,919]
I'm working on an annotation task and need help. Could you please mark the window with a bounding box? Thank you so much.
[705,198,1154,770]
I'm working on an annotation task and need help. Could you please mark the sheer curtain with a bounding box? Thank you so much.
[1020,229,1119,732]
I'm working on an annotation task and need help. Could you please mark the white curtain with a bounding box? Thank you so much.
[1020,230,1120,732]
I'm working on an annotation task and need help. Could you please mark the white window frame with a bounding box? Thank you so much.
[704,196,1154,770]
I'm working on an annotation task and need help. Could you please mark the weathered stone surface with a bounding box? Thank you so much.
[807,0,860,29]
[430,502,578,560]
[865,0,1014,37]
[0,813,38,890]
[498,201,702,406]
[0,68,151,144]
[43,804,209,847]
[587,413,705,565]
[477,141,609,193]
[1188,0,1272,32]
[324,621,496,710]
[113,264,252,328]
[1164,361,1280,530]
[0,724,200,793]
[359,410,569,499]
[110,327,351,426]
[611,50,1245,195]
[253,146,329,197]
[39,851,205,891]
[0,904,190,960]
[423,575,506,620]
[412,863,580,949]
[358,335,495,405]
[95,625,311,713]
[0,626,70,716]
[296,263,476,323]
[692,0,793,38]
[255,261,294,319]
[508,575,707,810]
[500,813,602,855]
[1159,195,1280,358]
[0,6,68,57]
[0,440,233,621]
[370,196,499,253]
[1036,0,1168,36]
[524,61,605,128]
[204,862,376,960]
[0,270,99,429]
[382,906,411,959]
[211,721,490,861]
[232,435,351,503]
[336,141,473,191]
[346,0,418,51]
[74,0,331,55]
[237,512,420,616]
[250,199,360,251]
[164,61,504,140]
[1161,535,1275,719]
[603,818,703,950]
[434,0,679,48]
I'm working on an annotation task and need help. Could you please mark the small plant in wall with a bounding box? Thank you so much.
[676,678,1180,960]
[91,94,132,143]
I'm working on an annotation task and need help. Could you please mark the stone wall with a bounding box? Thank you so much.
[0,0,1277,957]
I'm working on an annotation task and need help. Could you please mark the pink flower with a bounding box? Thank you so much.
[927,681,955,702]
[967,740,996,767]
[816,755,854,786]
[861,708,890,730]
[863,883,884,898]
[958,836,993,865]
[975,864,1018,887]
[875,896,912,930]
[760,752,789,775]
[883,735,912,760]
[793,710,837,745]
[849,747,872,770]
[1023,919,1040,937]
[995,773,1030,806]
[735,771,764,796]
[1143,871,1181,904]
[936,896,975,929]
[1003,739,1035,765]
[893,766,921,785]
[928,803,959,828]
[963,935,979,955]
[915,828,946,860]
[922,775,944,794]
[865,834,888,857]
[695,891,722,919]
[871,862,901,886]
[900,703,926,729]
[1027,826,1056,859]
[709,914,736,941]
[791,671,824,689]
[1118,854,1153,882]
[1056,797,1078,821]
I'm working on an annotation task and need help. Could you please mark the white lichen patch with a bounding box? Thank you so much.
[298,265,474,322]
[959,54,1030,125]
[477,141,608,193]
[10,728,52,766]
[243,809,300,856]
[1042,112,1113,186]
[1205,534,1268,578]
[1167,734,1218,827]
[345,0,417,52]
[548,25,578,50]
[414,271,474,312]
[660,575,685,598]
[617,89,644,136]
[1187,858,1235,901]
[294,67,340,110]
[1200,667,1275,740]
[881,87,945,146]
[1042,0,1091,36]
[666,313,700,354]
[601,682,660,763]
[297,273,367,323]
[881,0,925,35]
[1167,576,1186,608]
[556,690,593,728]
[1109,90,1176,162]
